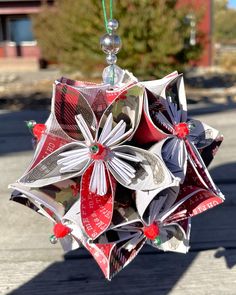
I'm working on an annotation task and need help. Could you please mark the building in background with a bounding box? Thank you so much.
[0,0,212,67]
[0,0,52,59]
[178,0,213,67]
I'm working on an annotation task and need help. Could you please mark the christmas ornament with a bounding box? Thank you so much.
[9,0,224,280]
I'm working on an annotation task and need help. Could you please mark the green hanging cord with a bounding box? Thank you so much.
[110,0,115,86]
[111,64,115,85]
[100,0,121,86]
[109,0,113,20]
[102,0,113,34]
[102,0,108,33]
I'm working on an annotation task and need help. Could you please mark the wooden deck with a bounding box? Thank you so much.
[0,107,236,295]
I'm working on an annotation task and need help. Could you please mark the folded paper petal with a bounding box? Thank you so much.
[10,178,81,218]
[134,108,168,144]
[80,163,116,239]
[98,84,144,144]
[199,134,223,167]
[86,237,145,280]
[160,138,187,182]
[92,220,146,280]
[135,73,187,145]
[185,140,223,196]
[138,186,179,224]
[52,81,97,140]
[187,119,221,149]
[9,182,65,221]
[19,143,91,187]
[107,237,146,279]
[135,140,180,221]
[142,71,179,96]
[27,113,74,172]
[85,242,114,279]
[110,145,167,191]
[9,183,82,253]
[149,222,190,253]
[150,139,187,181]
[187,119,223,167]
[164,186,224,223]
[163,74,187,121]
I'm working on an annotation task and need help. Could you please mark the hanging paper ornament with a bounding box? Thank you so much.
[8,0,225,281]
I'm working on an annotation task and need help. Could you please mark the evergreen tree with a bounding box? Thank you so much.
[33,0,202,79]
[214,0,236,43]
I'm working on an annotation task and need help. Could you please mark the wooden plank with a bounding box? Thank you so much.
[1,249,236,295]
[191,205,236,249]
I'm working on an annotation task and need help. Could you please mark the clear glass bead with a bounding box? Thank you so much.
[106,53,117,65]
[100,34,122,54]
[107,19,119,32]
[102,65,124,86]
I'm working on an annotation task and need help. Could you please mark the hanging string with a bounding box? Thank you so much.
[110,0,113,20]
[101,0,121,86]
[109,0,114,85]
[102,0,113,34]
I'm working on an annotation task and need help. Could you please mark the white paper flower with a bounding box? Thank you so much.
[57,113,141,196]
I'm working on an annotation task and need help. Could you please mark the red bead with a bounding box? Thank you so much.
[174,122,189,139]
[90,143,109,160]
[53,223,71,238]
[143,223,160,240]
[32,124,46,141]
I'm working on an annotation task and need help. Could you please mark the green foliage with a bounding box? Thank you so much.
[32,0,203,79]
[214,0,236,43]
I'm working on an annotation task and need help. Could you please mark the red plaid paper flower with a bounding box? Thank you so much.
[17,82,173,239]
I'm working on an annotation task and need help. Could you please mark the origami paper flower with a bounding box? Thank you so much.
[9,181,81,252]
[52,199,134,280]
[57,112,142,196]
[17,82,174,239]
[135,72,223,186]
[92,181,225,276]
[88,192,191,279]
[8,70,225,281]
[18,83,146,187]
[21,71,138,174]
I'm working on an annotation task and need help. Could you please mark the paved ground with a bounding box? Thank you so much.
[0,100,236,294]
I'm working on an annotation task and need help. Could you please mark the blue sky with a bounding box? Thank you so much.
[228,0,236,8]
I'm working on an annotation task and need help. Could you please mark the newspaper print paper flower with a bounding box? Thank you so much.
[9,181,81,253]
[96,180,225,262]
[138,187,190,253]
[54,194,146,280]
[58,112,142,196]
[135,73,223,187]
[93,193,191,270]
[18,84,144,187]
[18,83,172,239]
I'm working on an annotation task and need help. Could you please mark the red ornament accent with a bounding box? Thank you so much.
[90,143,109,160]
[71,183,80,197]
[174,122,189,139]
[53,223,71,238]
[143,223,160,240]
[32,124,46,141]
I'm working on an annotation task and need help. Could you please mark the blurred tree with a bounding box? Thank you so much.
[32,0,202,79]
[214,0,236,43]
